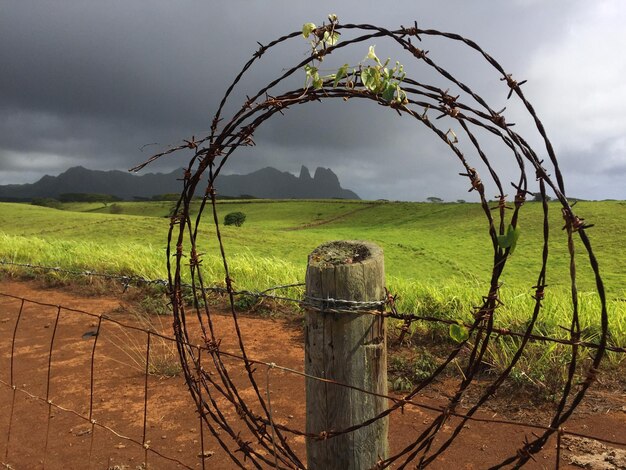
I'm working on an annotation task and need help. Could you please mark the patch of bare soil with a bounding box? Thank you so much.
[284,203,379,231]
[563,436,626,469]
[1,278,625,469]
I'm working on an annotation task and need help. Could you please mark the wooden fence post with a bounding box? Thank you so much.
[305,240,388,469]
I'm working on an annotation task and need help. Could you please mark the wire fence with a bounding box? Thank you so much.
[0,292,199,469]
[0,282,624,469]
[2,260,624,357]
[0,16,619,469]
[134,17,611,469]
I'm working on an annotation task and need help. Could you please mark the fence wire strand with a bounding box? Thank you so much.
[0,17,615,469]
[2,260,622,355]
[0,292,623,469]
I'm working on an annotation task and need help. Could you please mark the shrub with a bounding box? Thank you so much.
[109,203,123,214]
[31,198,61,209]
[224,211,246,227]
[151,193,180,201]
[58,193,121,204]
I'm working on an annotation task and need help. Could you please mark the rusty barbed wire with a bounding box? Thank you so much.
[0,292,622,470]
[2,260,622,356]
[1,17,612,468]
[147,18,608,468]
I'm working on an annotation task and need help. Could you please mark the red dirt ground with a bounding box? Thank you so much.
[1,279,625,469]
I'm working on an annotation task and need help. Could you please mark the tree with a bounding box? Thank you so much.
[58,193,121,206]
[426,196,443,203]
[224,211,246,227]
[31,198,61,209]
[109,203,123,214]
[151,193,180,201]
[532,193,551,202]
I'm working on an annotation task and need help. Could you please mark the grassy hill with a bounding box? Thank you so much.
[2,199,624,291]
[1,199,625,346]
[2,199,625,390]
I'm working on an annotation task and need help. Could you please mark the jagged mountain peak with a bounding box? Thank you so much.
[299,165,312,181]
[0,165,359,201]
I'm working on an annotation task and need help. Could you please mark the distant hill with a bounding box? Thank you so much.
[0,165,359,201]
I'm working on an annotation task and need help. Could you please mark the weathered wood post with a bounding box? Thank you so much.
[305,240,388,469]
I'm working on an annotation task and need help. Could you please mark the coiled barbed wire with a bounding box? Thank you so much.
[124,18,608,468]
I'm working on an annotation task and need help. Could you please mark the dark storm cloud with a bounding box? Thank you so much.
[1,1,624,200]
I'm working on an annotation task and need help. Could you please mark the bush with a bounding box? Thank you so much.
[109,203,123,214]
[58,193,121,204]
[224,211,246,227]
[31,198,61,209]
[151,193,180,201]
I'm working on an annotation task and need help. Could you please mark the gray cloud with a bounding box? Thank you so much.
[1,1,624,201]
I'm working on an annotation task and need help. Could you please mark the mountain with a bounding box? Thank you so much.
[0,165,359,201]
[219,166,358,199]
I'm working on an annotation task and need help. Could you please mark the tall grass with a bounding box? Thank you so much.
[0,233,166,279]
[3,231,622,344]
[2,200,625,392]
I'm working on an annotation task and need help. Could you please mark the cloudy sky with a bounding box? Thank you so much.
[1,1,624,201]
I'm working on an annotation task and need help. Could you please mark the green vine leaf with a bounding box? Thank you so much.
[302,23,316,39]
[304,64,322,89]
[333,63,349,88]
[396,86,408,104]
[362,66,382,92]
[323,30,340,46]
[304,64,317,78]
[300,29,407,104]
[449,321,469,343]
[382,82,396,102]
[497,224,521,254]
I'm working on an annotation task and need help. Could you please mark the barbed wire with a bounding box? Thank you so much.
[2,16,612,468]
[2,260,622,356]
[142,18,608,468]
[0,292,623,470]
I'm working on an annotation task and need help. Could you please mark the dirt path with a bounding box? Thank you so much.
[283,203,380,231]
[1,279,625,469]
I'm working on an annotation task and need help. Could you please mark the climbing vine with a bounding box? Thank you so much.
[302,14,407,104]
[131,14,608,470]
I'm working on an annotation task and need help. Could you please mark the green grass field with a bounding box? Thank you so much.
[1,199,625,391]
[2,199,624,291]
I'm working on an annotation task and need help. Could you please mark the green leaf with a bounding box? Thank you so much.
[321,30,339,46]
[497,235,510,248]
[304,65,318,80]
[362,66,381,92]
[497,224,521,254]
[302,23,316,38]
[395,86,407,104]
[508,225,521,254]
[333,64,349,88]
[312,75,323,89]
[304,64,322,88]
[449,322,469,343]
[382,82,396,102]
